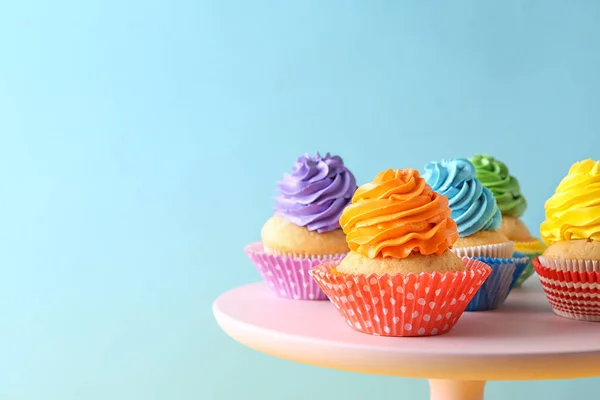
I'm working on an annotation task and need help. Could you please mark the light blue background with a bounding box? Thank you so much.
[1,1,599,399]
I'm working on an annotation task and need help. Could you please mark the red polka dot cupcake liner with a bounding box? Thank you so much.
[309,258,491,336]
[245,242,346,300]
[532,257,600,322]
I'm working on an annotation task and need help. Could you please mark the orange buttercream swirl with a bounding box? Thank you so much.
[340,168,459,259]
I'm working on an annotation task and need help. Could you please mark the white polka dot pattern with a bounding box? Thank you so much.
[308,257,492,336]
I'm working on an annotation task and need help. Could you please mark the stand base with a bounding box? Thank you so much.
[428,380,486,400]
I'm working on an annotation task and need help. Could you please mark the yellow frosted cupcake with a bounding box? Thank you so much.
[423,158,513,258]
[540,159,600,261]
[260,215,348,257]
[470,154,546,285]
[309,168,491,336]
[535,159,600,321]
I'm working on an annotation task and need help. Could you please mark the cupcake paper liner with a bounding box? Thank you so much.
[245,242,346,300]
[538,256,599,273]
[263,245,347,260]
[308,258,492,337]
[533,257,600,322]
[451,241,514,259]
[514,254,540,287]
[505,252,532,291]
[464,258,516,311]
[513,240,546,287]
[472,253,529,297]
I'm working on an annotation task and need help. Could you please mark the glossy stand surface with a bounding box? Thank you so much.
[213,279,600,400]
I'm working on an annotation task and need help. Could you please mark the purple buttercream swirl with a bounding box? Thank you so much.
[274,152,357,233]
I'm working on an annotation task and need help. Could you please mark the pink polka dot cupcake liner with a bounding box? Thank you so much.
[309,258,492,337]
[244,242,346,300]
[533,257,600,322]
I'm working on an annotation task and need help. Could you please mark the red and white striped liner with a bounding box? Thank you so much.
[532,256,600,322]
[537,256,599,273]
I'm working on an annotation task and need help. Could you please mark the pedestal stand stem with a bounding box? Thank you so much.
[428,379,486,400]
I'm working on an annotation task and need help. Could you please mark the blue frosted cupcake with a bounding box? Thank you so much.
[424,158,519,311]
[423,158,514,259]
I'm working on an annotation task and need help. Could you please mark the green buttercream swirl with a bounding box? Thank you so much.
[469,154,527,217]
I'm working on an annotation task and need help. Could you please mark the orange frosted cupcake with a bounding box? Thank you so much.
[309,169,491,336]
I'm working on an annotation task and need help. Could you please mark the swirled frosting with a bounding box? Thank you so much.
[423,158,502,237]
[274,152,357,233]
[469,154,527,217]
[339,168,458,259]
[540,159,600,245]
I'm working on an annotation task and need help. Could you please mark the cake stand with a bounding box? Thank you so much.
[212,280,600,400]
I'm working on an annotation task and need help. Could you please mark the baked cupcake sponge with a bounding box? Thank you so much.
[261,215,348,256]
[543,239,600,261]
[339,250,464,275]
[453,230,510,248]
[500,216,532,242]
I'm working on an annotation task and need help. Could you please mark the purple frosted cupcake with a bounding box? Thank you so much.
[245,152,357,300]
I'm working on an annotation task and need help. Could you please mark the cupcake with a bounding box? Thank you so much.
[423,158,513,258]
[534,159,600,321]
[309,168,491,336]
[423,158,522,310]
[469,154,546,286]
[245,152,357,300]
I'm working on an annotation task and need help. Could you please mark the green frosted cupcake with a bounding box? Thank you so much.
[469,154,545,286]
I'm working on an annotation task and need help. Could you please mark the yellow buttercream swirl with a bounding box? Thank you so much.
[540,159,600,245]
[514,238,546,254]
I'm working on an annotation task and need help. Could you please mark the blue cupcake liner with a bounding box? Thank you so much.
[508,252,533,291]
[473,254,529,292]
[465,258,516,311]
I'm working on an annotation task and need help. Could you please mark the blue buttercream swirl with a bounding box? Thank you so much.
[423,158,502,237]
